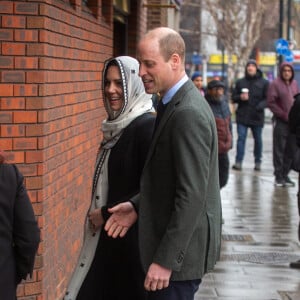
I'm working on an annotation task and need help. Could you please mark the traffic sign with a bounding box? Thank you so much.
[284,49,294,62]
[275,38,289,55]
[192,53,202,65]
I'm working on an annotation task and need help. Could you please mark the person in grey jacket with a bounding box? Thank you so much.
[0,151,40,300]
[105,27,222,300]
[232,59,269,171]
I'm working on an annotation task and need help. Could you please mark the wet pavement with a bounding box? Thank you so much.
[195,123,300,300]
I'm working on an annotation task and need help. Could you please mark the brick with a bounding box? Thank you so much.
[0,111,13,124]
[1,97,25,110]
[18,163,38,176]
[1,124,25,137]
[13,111,37,123]
[27,190,38,202]
[25,124,44,137]
[0,56,14,68]
[29,203,43,216]
[14,84,38,96]
[37,215,44,227]
[0,84,14,96]
[0,2,13,14]
[24,280,42,296]
[2,70,25,83]
[37,270,43,282]
[15,29,38,42]
[2,42,25,55]
[26,150,43,163]
[15,57,38,69]
[5,151,24,163]
[15,2,39,15]
[16,283,24,297]
[0,29,13,41]
[26,44,45,56]
[0,138,12,150]
[27,16,45,28]
[2,15,26,28]
[13,137,38,150]
[34,256,43,271]
[26,97,44,110]
[26,174,43,188]
[26,71,45,84]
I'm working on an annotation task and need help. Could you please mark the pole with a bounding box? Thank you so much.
[222,44,225,82]
[287,0,291,40]
[278,0,284,65]
[279,0,284,38]
[221,0,225,82]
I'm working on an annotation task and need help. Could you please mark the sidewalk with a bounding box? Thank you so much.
[195,123,300,300]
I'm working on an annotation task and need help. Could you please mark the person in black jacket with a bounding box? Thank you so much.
[288,93,300,268]
[65,56,155,300]
[205,80,232,188]
[232,59,269,171]
[0,151,40,300]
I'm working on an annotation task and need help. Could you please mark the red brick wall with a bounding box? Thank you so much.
[146,0,168,30]
[0,0,113,299]
[127,0,147,57]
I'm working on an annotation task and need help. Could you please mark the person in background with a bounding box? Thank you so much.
[267,62,300,187]
[0,150,40,300]
[191,71,205,96]
[232,59,269,171]
[64,56,155,300]
[104,27,222,300]
[288,93,300,269]
[205,80,232,189]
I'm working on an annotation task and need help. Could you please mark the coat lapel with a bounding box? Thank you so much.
[143,92,182,169]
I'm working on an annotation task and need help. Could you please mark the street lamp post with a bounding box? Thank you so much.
[279,0,284,65]
[287,0,291,40]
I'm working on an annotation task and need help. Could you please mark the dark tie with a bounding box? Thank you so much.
[154,100,167,132]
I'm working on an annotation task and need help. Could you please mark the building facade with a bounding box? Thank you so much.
[0,0,182,299]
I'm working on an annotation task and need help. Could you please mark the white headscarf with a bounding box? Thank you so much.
[101,56,154,149]
[64,57,154,300]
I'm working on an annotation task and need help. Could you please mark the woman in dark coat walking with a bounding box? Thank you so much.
[64,56,155,300]
[0,151,40,300]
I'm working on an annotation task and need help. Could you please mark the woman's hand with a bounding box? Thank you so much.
[88,208,104,233]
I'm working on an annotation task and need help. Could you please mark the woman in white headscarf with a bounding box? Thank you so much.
[65,56,155,300]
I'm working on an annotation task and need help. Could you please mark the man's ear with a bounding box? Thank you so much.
[170,53,180,69]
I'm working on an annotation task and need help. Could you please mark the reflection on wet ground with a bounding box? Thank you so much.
[195,123,300,300]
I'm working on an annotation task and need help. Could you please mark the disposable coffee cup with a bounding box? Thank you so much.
[241,88,249,93]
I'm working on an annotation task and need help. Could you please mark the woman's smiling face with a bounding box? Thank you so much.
[104,65,124,111]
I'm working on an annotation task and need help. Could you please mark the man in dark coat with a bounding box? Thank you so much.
[232,59,269,171]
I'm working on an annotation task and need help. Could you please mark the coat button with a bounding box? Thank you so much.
[177,251,184,263]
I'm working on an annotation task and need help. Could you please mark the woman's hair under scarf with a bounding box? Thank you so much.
[101,56,154,148]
